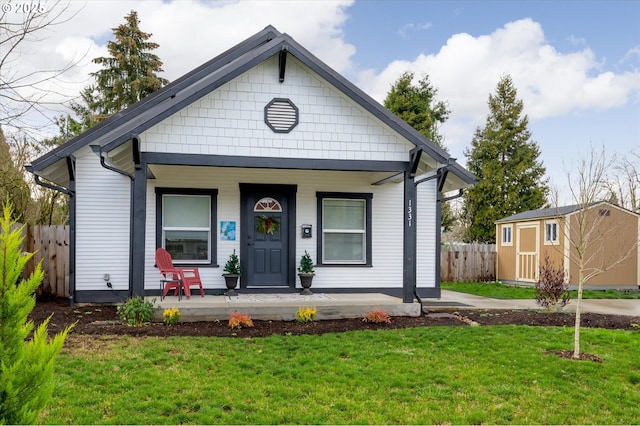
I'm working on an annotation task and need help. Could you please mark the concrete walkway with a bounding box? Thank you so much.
[432,290,640,317]
[152,289,640,321]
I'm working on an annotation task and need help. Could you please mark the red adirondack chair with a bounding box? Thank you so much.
[155,248,205,299]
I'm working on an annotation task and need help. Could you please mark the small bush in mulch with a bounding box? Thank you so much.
[363,309,392,324]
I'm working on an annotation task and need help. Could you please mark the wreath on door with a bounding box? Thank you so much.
[256,214,280,235]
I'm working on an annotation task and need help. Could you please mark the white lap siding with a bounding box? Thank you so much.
[416,179,437,289]
[75,146,131,291]
[143,167,409,291]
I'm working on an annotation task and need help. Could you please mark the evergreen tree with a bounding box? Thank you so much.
[38,11,168,225]
[384,72,456,231]
[74,10,168,126]
[0,128,33,222]
[384,72,449,149]
[463,75,548,243]
[0,202,72,424]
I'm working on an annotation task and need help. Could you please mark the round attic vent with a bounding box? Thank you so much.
[264,98,298,133]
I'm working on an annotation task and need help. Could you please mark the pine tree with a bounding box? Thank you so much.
[0,128,33,222]
[384,72,455,231]
[384,72,449,149]
[36,11,167,225]
[463,75,548,243]
[74,10,168,126]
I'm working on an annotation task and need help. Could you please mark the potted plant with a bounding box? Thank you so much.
[297,251,315,295]
[222,249,241,296]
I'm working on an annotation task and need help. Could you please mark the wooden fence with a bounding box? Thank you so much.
[440,243,496,282]
[13,224,70,298]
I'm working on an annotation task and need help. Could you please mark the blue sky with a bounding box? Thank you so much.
[342,1,639,202]
[346,1,639,71]
[8,0,640,204]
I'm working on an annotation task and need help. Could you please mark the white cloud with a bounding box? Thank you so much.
[356,18,640,154]
[7,4,639,163]
[5,0,356,133]
[398,22,433,38]
[621,45,640,64]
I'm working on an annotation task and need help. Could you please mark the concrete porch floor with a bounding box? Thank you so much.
[151,292,422,322]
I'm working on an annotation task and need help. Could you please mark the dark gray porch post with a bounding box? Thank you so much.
[403,170,417,303]
[67,180,76,305]
[131,162,147,297]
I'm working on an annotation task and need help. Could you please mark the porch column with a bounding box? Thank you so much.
[130,162,147,297]
[403,170,417,303]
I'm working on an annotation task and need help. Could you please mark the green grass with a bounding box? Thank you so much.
[42,326,640,424]
[442,281,640,299]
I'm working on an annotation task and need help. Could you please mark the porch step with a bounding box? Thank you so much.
[152,293,421,322]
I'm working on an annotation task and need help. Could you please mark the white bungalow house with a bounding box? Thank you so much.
[27,26,475,304]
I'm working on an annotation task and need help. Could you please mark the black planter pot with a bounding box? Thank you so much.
[223,274,240,296]
[298,273,314,295]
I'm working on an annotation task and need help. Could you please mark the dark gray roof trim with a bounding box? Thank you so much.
[143,152,408,172]
[28,25,473,187]
[29,25,281,171]
[449,162,476,186]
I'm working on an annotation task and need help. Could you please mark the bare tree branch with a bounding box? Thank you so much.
[0,1,85,134]
[560,144,639,358]
[606,150,640,212]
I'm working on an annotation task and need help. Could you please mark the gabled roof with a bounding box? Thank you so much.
[27,25,475,189]
[495,201,639,223]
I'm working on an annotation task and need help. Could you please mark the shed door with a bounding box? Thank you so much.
[516,223,539,282]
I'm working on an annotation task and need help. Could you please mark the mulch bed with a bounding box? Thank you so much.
[30,298,640,339]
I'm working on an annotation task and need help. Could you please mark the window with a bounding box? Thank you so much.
[317,192,372,266]
[501,225,513,246]
[156,188,218,265]
[545,220,558,244]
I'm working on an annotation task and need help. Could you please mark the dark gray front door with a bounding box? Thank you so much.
[240,184,296,288]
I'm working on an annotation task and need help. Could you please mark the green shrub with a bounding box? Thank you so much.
[297,251,315,274]
[0,202,73,424]
[223,249,242,275]
[117,297,156,326]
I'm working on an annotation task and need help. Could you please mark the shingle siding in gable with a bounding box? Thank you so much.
[141,56,411,162]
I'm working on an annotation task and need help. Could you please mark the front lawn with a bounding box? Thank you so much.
[442,281,640,299]
[42,326,640,424]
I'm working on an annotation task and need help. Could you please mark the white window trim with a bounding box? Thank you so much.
[501,224,513,246]
[544,220,559,245]
[155,188,218,266]
[317,192,372,266]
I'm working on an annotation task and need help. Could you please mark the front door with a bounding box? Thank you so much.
[240,184,296,288]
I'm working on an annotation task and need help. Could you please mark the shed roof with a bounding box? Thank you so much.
[495,201,639,223]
